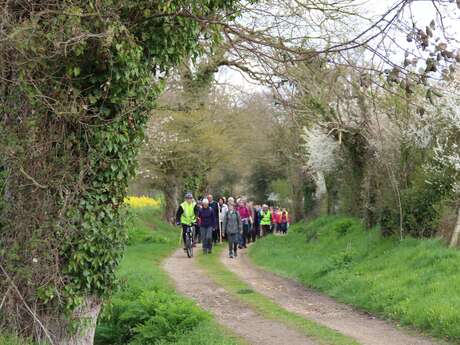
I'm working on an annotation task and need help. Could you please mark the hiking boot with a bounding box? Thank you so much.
[229,253,234,258]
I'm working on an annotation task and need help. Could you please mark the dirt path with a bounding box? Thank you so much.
[221,246,442,345]
[163,248,317,345]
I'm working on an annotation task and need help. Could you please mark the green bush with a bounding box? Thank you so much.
[379,166,455,239]
[250,216,460,341]
[331,219,356,237]
[96,287,209,345]
[317,247,357,277]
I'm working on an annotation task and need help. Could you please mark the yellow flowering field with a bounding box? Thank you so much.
[124,196,161,208]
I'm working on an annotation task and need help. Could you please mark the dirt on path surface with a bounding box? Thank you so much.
[221,246,442,345]
[163,248,317,345]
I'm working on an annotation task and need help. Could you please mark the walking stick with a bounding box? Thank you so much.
[218,208,222,243]
[220,222,223,243]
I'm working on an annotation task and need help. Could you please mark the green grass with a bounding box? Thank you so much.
[249,216,460,342]
[0,335,35,345]
[95,207,244,345]
[197,245,360,345]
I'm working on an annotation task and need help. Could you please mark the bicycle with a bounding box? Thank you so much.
[184,225,194,258]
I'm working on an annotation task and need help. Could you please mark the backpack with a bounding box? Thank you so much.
[225,210,241,230]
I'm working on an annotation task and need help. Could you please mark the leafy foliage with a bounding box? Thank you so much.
[96,288,209,345]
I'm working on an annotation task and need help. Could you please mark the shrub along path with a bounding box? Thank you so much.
[163,248,317,345]
[222,246,441,345]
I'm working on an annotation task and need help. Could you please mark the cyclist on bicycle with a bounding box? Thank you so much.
[176,192,198,250]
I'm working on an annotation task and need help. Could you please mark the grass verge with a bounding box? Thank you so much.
[0,335,36,345]
[94,206,244,345]
[249,216,460,343]
[197,245,360,345]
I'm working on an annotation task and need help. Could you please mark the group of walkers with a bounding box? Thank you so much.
[176,193,290,258]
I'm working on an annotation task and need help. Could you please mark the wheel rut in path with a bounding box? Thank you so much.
[221,247,442,345]
[163,248,317,345]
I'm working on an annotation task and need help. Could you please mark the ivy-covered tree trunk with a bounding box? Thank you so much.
[362,170,378,229]
[315,172,329,216]
[449,206,460,247]
[290,169,305,222]
[338,132,369,217]
[0,1,240,343]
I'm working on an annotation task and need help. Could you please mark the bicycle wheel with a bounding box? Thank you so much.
[186,238,193,258]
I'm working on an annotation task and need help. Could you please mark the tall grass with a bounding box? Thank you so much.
[249,216,460,342]
[0,335,35,345]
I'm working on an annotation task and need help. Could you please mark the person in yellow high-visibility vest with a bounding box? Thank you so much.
[175,192,198,249]
[260,204,272,236]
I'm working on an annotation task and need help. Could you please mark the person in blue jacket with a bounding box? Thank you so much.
[198,198,216,254]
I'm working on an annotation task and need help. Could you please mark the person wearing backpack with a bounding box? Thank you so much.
[223,203,242,258]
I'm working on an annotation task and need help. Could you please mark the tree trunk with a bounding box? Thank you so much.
[449,206,460,247]
[314,172,328,216]
[289,167,304,222]
[362,171,378,229]
[163,175,180,224]
[291,184,304,223]
[66,297,101,345]
[38,296,101,345]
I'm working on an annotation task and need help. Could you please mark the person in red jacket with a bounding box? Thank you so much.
[280,208,289,234]
[237,199,251,248]
[272,207,281,233]
[276,208,283,232]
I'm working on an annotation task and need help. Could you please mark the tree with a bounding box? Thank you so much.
[141,96,228,223]
[0,1,243,344]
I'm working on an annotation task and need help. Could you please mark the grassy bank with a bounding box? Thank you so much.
[0,335,35,345]
[197,245,359,345]
[249,216,460,342]
[95,207,243,345]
